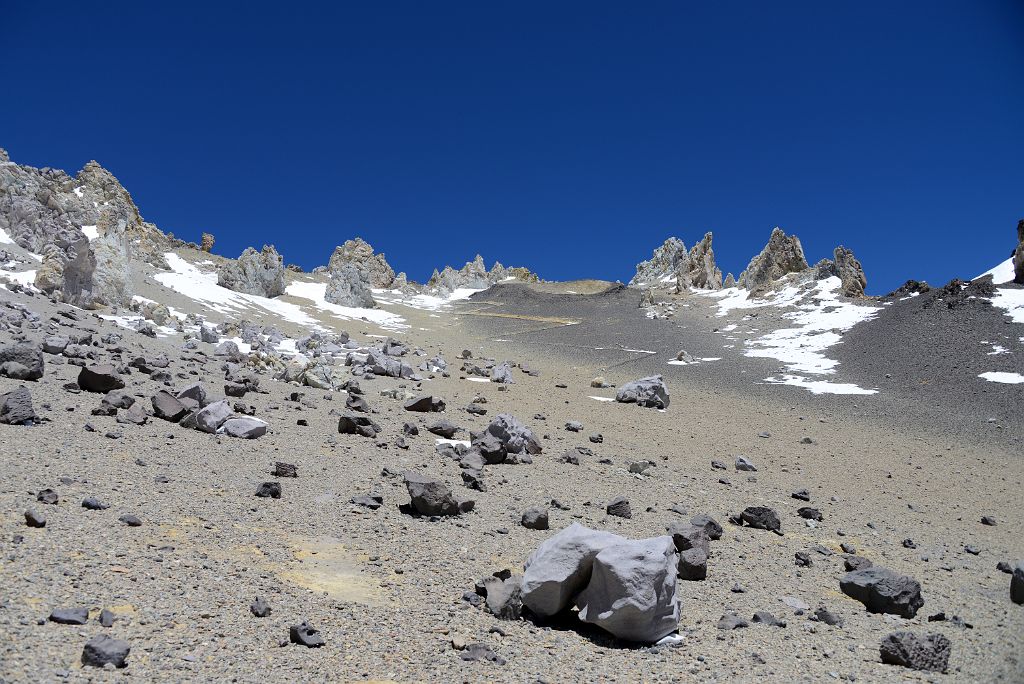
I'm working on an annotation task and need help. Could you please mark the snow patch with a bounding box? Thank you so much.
[81,225,99,241]
[588,396,615,402]
[989,288,1024,324]
[978,371,1024,384]
[285,280,408,331]
[435,438,471,448]
[975,258,1015,285]
[373,287,483,312]
[0,227,14,245]
[764,374,878,395]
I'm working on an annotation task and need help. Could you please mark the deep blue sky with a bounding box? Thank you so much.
[3,2,1022,293]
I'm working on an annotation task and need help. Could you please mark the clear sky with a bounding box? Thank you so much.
[2,1,1022,293]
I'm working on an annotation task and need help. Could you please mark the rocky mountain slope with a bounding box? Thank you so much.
[1,148,1022,682]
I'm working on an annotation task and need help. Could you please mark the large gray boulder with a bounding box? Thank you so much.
[840,567,924,618]
[737,227,809,293]
[615,375,669,409]
[0,343,44,381]
[217,245,286,297]
[879,632,951,672]
[575,535,680,643]
[521,523,626,618]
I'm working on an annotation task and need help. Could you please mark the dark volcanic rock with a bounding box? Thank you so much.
[0,386,38,425]
[404,472,473,516]
[78,364,125,393]
[606,496,632,519]
[151,391,187,422]
[879,632,951,672]
[741,506,782,533]
[690,514,723,540]
[521,507,549,530]
[289,621,325,647]
[81,634,130,668]
[1011,560,1024,605]
[403,395,445,412]
[255,482,282,499]
[0,343,45,381]
[840,567,924,618]
[49,607,89,624]
[338,414,381,438]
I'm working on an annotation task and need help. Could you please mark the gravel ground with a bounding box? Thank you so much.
[1,278,1022,683]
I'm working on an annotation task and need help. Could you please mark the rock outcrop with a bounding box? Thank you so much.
[684,232,723,290]
[829,246,868,297]
[323,238,394,307]
[737,227,809,294]
[217,245,286,297]
[427,255,539,295]
[0,150,169,307]
[631,238,687,287]
[631,234,722,290]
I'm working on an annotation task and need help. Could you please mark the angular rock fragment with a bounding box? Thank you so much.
[0,343,45,381]
[484,576,523,620]
[690,514,723,540]
[250,597,272,617]
[255,482,281,499]
[1011,560,1024,605]
[24,509,46,527]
